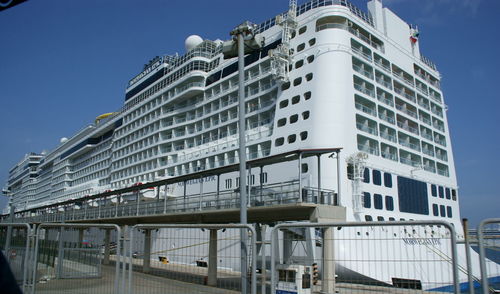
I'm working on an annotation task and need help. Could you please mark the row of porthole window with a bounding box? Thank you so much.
[362,168,392,187]
[431,184,456,201]
[295,38,316,54]
[293,55,315,70]
[363,192,394,211]
[279,91,312,109]
[432,204,453,218]
[277,111,310,127]
[275,131,309,147]
[281,73,314,91]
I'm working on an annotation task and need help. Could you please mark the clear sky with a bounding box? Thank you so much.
[0,0,498,227]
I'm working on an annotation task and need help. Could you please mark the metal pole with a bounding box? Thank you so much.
[237,31,248,294]
[4,203,14,255]
[298,152,302,202]
[336,150,341,206]
[462,218,474,294]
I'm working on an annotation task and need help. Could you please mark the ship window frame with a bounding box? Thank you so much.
[307,55,315,63]
[363,168,370,183]
[277,118,287,127]
[305,73,313,81]
[302,111,310,120]
[297,43,306,52]
[288,134,297,144]
[385,195,394,211]
[299,25,307,35]
[374,193,383,209]
[432,204,439,216]
[372,169,382,186]
[300,131,308,141]
[292,95,300,104]
[363,192,371,208]
[279,100,289,109]
[290,114,299,124]
[308,38,316,46]
[304,91,312,100]
[275,137,285,147]
[295,60,304,69]
[384,172,392,188]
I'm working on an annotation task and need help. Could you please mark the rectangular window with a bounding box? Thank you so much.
[438,186,444,198]
[363,168,370,183]
[440,205,446,217]
[452,189,457,201]
[432,204,439,216]
[384,172,392,188]
[431,184,437,197]
[363,192,371,208]
[374,194,383,209]
[445,188,451,199]
[385,196,394,211]
[373,170,382,186]
[446,206,452,218]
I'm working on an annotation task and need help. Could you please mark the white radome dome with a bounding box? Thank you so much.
[60,137,68,144]
[185,35,203,51]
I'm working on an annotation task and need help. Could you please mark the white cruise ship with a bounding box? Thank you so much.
[3,0,499,291]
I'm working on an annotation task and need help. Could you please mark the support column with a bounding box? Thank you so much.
[298,153,303,202]
[216,174,220,208]
[183,181,187,211]
[143,229,151,273]
[103,229,111,265]
[78,229,85,246]
[283,231,293,264]
[317,155,321,197]
[56,227,64,279]
[207,229,218,286]
[163,184,168,213]
[259,224,268,294]
[322,227,335,293]
[259,166,264,204]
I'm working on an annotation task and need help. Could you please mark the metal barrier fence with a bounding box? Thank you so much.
[477,218,500,294]
[0,223,33,293]
[126,224,257,294]
[31,223,123,294]
[270,221,460,294]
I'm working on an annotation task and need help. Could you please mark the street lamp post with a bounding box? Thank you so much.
[223,21,264,294]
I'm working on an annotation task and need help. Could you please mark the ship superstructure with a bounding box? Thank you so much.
[3,0,489,289]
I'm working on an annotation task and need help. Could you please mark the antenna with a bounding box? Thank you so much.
[269,0,298,82]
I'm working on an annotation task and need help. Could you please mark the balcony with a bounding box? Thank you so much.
[353,63,374,80]
[376,88,394,107]
[397,115,419,136]
[355,95,377,117]
[381,143,398,162]
[399,150,421,168]
[392,65,415,87]
[394,82,416,103]
[353,76,375,98]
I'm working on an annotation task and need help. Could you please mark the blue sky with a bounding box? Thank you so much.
[0,0,498,227]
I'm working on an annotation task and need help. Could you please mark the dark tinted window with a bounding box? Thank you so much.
[365,215,373,221]
[363,168,370,183]
[438,186,444,198]
[431,184,437,197]
[445,188,451,199]
[432,204,439,216]
[373,170,382,186]
[363,192,371,208]
[446,206,452,218]
[377,216,385,221]
[384,172,392,188]
[440,205,446,217]
[385,196,394,211]
[374,194,383,209]
[452,189,457,201]
[398,176,429,215]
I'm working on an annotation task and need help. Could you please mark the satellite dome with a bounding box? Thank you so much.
[60,137,68,144]
[185,35,203,51]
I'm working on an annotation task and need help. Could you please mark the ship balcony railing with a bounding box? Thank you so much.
[353,64,374,80]
[423,164,436,173]
[422,148,435,157]
[381,151,398,161]
[420,116,432,126]
[421,132,433,142]
[379,113,395,125]
[416,85,428,96]
[25,181,340,223]
[377,95,394,107]
[429,92,442,103]
[437,168,449,177]
[395,104,418,119]
[351,46,373,62]
[435,139,447,147]
[173,81,204,96]
[380,132,397,143]
[392,71,415,88]
[397,121,419,136]
[356,123,378,136]
[400,157,421,168]
[354,83,375,98]
[418,101,430,111]
[375,77,392,90]
[434,124,445,133]
[357,144,379,156]
[399,140,421,152]
[355,102,376,117]
[394,88,416,103]
[374,59,391,74]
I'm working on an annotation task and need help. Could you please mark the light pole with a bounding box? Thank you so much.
[223,21,264,294]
